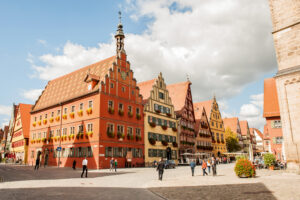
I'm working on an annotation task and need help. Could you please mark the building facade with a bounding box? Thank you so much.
[268,0,300,172]
[28,21,144,169]
[223,117,243,150]
[263,78,284,161]
[167,81,196,164]
[193,104,213,160]
[240,120,253,160]
[138,73,178,166]
[253,128,265,153]
[194,97,227,157]
[11,104,32,164]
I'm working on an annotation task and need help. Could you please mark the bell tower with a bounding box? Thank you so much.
[115,11,125,56]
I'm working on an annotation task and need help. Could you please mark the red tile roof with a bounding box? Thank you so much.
[32,56,116,111]
[223,117,239,132]
[167,81,190,111]
[240,120,249,136]
[253,128,264,140]
[193,100,214,120]
[263,78,280,118]
[194,104,204,120]
[19,104,32,138]
[137,79,156,100]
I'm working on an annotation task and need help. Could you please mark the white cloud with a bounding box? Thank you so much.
[22,89,43,102]
[250,93,263,108]
[240,104,260,117]
[1,118,9,128]
[37,39,47,46]
[0,105,11,116]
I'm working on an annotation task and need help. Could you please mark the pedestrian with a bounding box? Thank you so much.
[114,159,118,172]
[212,157,217,176]
[81,157,88,178]
[156,158,165,181]
[110,158,114,171]
[72,160,76,170]
[202,160,208,176]
[207,159,211,174]
[34,157,40,170]
[190,159,196,176]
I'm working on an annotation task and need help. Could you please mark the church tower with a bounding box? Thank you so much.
[268,0,300,173]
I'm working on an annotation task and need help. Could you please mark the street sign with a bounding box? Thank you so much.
[56,147,62,151]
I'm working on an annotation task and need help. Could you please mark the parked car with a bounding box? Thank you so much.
[164,160,175,169]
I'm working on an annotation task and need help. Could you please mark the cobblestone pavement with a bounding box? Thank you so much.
[0,163,299,200]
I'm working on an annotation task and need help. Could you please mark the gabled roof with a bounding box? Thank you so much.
[137,79,156,101]
[240,120,249,136]
[32,56,116,112]
[263,78,280,118]
[193,100,213,120]
[19,104,32,138]
[194,104,204,120]
[253,128,264,140]
[223,117,239,132]
[167,81,190,111]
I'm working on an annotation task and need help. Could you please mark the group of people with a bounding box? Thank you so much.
[110,158,118,172]
[190,157,217,177]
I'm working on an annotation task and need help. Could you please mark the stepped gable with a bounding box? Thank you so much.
[166,81,190,111]
[223,117,239,132]
[137,79,156,101]
[32,56,116,112]
[263,78,280,118]
[240,120,248,136]
[19,104,32,138]
[193,100,213,120]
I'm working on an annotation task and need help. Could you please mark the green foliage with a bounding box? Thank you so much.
[226,136,241,152]
[263,153,276,166]
[234,158,256,178]
[235,155,248,160]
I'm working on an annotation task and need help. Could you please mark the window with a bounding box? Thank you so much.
[159,92,164,99]
[71,106,75,112]
[216,123,218,128]
[38,132,41,139]
[221,134,224,142]
[56,129,60,137]
[64,108,67,114]
[110,83,114,88]
[107,123,114,132]
[157,118,162,126]
[50,130,54,138]
[117,125,124,133]
[45,114,47,119]
[70,127,75,134]
[136,108,140,114]
[40,115,42,120]
[211,121,214,126]
[122,87,125,92]
[128,106,132,113]
[43,132,47,138]
[127,127,133,135]
[34,117,37,122]
[132,90,134,95]
[63,128,67,136]
[136,128,141,136]
[88,146,93,157]
[119,103,123,110]
[108,100,113,108]
[80,103,83,110]
[88,101,93,108]
[272,120,282,128]
[87,123,93,132]
[78,125,83,133]
[51,112,54,117]
[57,110,61,116]
[220,124,222,128]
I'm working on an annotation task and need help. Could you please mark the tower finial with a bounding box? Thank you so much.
[186,74,190,82]
[118,11,122,24]
[115,11,125,54]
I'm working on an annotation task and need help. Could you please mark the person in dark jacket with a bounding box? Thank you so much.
[34,158,40,170]
[156,159,165,181]
[72,160,76,170]
[190,159,196,176]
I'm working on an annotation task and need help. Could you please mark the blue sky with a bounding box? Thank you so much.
[0,0,277,130]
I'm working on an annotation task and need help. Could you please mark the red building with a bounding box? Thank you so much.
[28,20,144,169]
[263,78,283,160]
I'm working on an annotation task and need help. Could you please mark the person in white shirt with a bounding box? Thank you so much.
[81,157,88,178]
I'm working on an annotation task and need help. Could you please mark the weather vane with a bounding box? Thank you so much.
[118,11,122,23]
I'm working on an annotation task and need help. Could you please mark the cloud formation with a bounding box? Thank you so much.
[0,105,11,116]
[22,89,43,102]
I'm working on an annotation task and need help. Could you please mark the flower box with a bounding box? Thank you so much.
[166,113,172,117]
[149,122,156,127]
[77,110,83,116]
[87,131,93,137]
[86,107,93,115]
[107,131,115,138]
[42,138,47,143]
[128,112,133,118]
[127,134,134,140]
[55,116,60,121]
[69,112,75,119]
[32,122,36,127]
[136,114,141,120]
[118,109,124,116]
[38,121,42,126]
[117,132,124,139]
[161,140,168,146]
[172,127,177,132]
[49,118,54,123]
[155,109,161,113]
[136,135,141,141]
[172,142,178,147]
[161,125,168,130]
[62,114,67,120]
[76,132,84,139]
[43,119,47,125]
[108,107,114,114]
[149,138,156,145]
[31,140,35,144]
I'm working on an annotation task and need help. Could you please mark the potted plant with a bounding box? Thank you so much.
[149,122,156,127]
[172,127,177,132]
[118,109,124,116]
[77,110,83,116]
[128,111,133,118]
[264,153,276,170]
[117,132,123,139]
[42,138,47,143]
[149,138,156,145]
[166,113,172,117]
[136,114,141,120]
[86,107,93,115]
[172,142,178,147]
[155,109,161,113]
[55,116,60,121]
[108,107,114,114]
[70,112,75,118]
[161,125,168,130]
[161,140,168,146]
[136,135,141,141]
[49,118,54,123]
[87,131,93,137]
[62,114,67,119]
[234,158,256,178]
[32,122,36,127]
[43,119,47,125]
[107,130,115,138]
[38,121,42,126]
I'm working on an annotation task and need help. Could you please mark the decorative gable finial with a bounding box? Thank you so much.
[115,11,125,54]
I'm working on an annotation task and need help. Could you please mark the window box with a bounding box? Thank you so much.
[43,119,47,125]
[212,139,216,143]
[76,132,84,139]
[38,121,42,126]
[136,135,141,141]
[149,138,156,145]
[107,131,115,138]
[136,114,141,120]
[161,125,168,130]
[172,142,178,147]
[87,131,93,137]
[118,109,124,116]
[128,112,133,118]
[54,136,60,141]
[127,134,134,140]
[77,110,83,116]
[32,122,36,127]
[49,118,54,123]
[108,107,114,114]
[161,140,168,146]
[166,113,171,117]
[172,127,177,132]
[117,132,124,139]
[155,109,161,113]
[70,112,75,118]
[62,114,67,120]
[86,107,93,115]
[221,140,225,144]
[181,125,187,130]
[69,134,75,140]
[42,138,47,143]
[217,139,220,143]
[31,140,35,144]
[149,122,156,127]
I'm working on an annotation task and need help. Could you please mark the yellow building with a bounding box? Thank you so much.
[11,104,32,164]
[194,97,227,157]
[138,73,178,166]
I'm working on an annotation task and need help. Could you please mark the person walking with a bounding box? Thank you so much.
[114,159,118,172]
[190,159,196,176]
[110,158,114,171]
[81,157,88,178]
[72,160,76,170]
[157,159,165,181]
[202,160,208,176]
[207,159,211,174]
[34,157,40,170]
[212,157,217,176]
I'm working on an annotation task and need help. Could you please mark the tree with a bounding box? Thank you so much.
[225,128,241,152]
